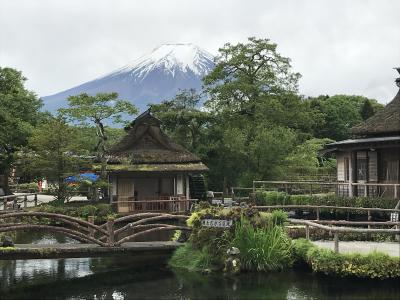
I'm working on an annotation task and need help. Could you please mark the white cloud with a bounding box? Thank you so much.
[0,0,399,102]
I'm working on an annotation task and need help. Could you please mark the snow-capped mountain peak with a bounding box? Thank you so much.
[108,43,214,80]
[43,43,215,113]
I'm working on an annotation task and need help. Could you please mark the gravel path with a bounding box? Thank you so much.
[312,240,400,257]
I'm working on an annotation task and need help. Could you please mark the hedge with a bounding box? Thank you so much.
[292,239,400,279]
[253,191,398,209]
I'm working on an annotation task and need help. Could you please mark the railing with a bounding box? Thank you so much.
[0,193,39,210]
[0,211,190,247]
[111,197,198,214]
[288,218,400,253]
[251,181,400,198]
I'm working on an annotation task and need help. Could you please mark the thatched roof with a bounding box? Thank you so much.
[351,89,400,137]
[106,110,208,172]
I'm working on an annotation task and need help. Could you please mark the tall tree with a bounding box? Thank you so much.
[360,99,376,120]
[150,89,212,152]
[59,92,138,179]
[308,95,383,140]
[0,67,42,193]
[27,117,89,202]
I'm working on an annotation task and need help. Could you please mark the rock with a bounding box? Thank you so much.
[226,247,240,255]
[1,235,14,247]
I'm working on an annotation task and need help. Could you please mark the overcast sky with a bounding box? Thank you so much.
[1,0,399,103]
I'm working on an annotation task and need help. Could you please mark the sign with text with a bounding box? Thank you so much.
[390,212,399,222]
[201,219,233,228]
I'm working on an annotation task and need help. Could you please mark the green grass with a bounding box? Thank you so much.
[232,218,293,271]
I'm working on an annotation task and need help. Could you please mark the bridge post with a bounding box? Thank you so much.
[88,216,95,238]
[305,224,310,240]
[3,199,7,211]
[34,194,38,207]
[107,219,115,246]
[13,198,17,210]
[24,195,27,208]
[334,232,339,253]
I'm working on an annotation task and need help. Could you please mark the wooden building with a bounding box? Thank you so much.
[325,69,400,198]
[103,110,208,213]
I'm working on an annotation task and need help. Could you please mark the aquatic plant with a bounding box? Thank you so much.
[232,217,293,271]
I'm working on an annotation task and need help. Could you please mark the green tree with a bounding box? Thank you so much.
[203,37,301,116]
[59,92,138,179]
[360,99,376,120]
[308,95,383,140]
[150,89,212,152]
[27,117,90,202]
[0,67,42,193]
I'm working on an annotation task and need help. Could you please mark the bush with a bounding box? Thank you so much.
[254,191,289,205]
[293,239,400,279]
[232,217,293,271]
[169,243,220,272]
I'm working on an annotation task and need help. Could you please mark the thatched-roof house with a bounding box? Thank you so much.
[103,110,208,213]
[324,69,400,198]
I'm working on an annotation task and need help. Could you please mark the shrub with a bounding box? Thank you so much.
[254,191,289,206]
[169,243,221,272]
[232,217,293,271]
[292,239,400,279]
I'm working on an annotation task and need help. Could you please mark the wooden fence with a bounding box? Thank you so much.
[0,193,39,210]
[288,218,400,253]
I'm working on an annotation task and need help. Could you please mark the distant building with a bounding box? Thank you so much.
[325,69,400,198]
[100,110,208,213]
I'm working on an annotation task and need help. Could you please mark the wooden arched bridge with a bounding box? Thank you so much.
[0,211,190,259]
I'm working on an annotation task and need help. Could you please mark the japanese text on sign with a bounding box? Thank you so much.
[201,219,233,228]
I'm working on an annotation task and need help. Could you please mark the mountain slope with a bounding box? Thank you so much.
[42,44,215,112]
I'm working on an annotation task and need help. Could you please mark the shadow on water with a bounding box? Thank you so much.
[1,232,399,299]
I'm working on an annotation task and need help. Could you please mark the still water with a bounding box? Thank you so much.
[0,233,399,300]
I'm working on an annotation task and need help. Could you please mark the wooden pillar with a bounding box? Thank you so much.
[34,194,38,207]
[185,175,190,200]
[305,225,310,240]
[316,208,320,221]
[349,151,357,197]
[107,219,114,246]
[3,199,7,211]
[24,195,27,208]
[13,198,17,210]
[334,232,339,253]
[88,216,95,238]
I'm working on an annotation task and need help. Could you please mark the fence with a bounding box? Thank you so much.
[0,193,39,210]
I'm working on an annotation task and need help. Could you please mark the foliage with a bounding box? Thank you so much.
[151,89,213,152]
[59,92,138,180]
[254,191,290,206]
[24,116,90,202]
[171,205,292,273]
[293,239,400,279]
[0,67,43,192]
[169,243,219,272]
[33,203,115,223]
[307,95,383,140]
[232,217,293,271]
[252,192,399,210]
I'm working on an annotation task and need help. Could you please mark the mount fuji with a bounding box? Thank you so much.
[42,44,215,112]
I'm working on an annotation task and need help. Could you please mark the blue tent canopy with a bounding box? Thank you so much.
[65,173,99,183]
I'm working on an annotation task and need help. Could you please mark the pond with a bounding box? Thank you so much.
[0,233,399,299]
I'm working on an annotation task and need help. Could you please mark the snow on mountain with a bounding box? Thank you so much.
[42,43,215,113]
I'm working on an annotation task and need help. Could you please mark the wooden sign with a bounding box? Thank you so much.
[201,219,233,228]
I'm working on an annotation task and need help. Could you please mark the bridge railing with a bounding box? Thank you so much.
[0,211,190,247]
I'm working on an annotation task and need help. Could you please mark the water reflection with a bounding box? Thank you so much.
[0,232,399,299]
